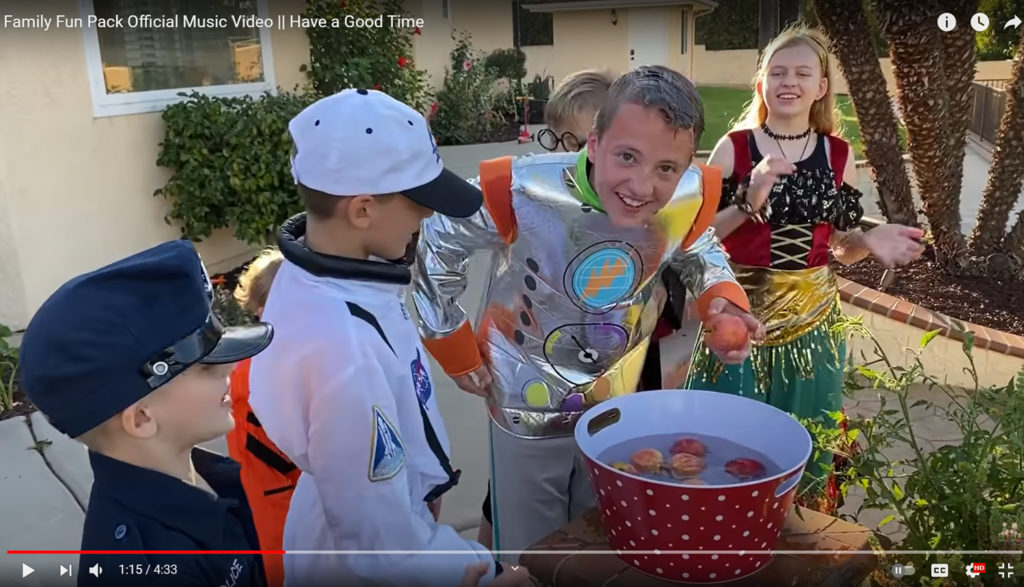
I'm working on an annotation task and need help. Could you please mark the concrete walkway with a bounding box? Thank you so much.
[0,127,1004,584]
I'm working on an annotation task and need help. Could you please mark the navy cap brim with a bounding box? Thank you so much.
[199,323,274,364]
[402,167,483,218]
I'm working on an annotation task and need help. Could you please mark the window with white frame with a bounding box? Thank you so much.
[83,0,276,117]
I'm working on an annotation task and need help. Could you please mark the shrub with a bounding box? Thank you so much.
[302,0,430,111]
[526,73,553,101]
[155,89,315,245]
[484,47,528,90]
[430,32,503,145]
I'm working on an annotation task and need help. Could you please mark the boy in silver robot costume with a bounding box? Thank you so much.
[411,66,765,559]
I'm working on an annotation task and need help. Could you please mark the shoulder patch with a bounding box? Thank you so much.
[369,406,405,482]
[411,349,433,407]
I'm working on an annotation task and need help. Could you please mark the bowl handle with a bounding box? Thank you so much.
[774,468,803,498]
[586,407,621,437]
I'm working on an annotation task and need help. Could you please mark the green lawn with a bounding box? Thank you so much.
[697,86,869,158]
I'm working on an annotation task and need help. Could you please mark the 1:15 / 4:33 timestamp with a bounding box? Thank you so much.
[119,564,178,575]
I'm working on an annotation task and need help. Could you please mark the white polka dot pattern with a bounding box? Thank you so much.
[581,453,802,582]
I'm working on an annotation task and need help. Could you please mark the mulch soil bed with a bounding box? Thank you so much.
[832,247,1024,337]
[0,389,34,421]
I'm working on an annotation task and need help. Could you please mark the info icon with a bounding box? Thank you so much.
[931,563,949,577]
[938,12,957,32]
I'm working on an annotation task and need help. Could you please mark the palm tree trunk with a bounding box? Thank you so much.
[938,0,979,218]
[873,0,969,271]
[972,28,1024,258]
[812,0,917,226]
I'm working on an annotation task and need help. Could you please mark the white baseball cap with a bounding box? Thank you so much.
[289,88,482,218]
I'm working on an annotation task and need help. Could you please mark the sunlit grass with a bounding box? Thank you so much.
[697,86,905,159]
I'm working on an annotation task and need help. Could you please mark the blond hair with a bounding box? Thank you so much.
[544,68,617,128]
[233,248,283,316]
[734,25,841,136]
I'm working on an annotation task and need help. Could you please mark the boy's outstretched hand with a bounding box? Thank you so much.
[704,297,765,365]
[453,365,494,398]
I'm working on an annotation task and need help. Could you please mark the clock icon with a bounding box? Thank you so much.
[971,12,990,32]
[543,323,629,384]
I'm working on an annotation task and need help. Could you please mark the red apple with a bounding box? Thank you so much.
[704,314,750,352]
[669,453,706,478]
[630,448,665,474]
[725,458,767,480]
[670,437,707,457]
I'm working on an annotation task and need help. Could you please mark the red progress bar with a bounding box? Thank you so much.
[7,551,284,555]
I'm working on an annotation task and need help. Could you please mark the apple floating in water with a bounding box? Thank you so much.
[630,448,664,474]
[610,461,638,474]
[724,457,767,480]
[670,437,707,457]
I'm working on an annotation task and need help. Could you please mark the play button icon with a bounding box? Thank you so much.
[22,563,34,578]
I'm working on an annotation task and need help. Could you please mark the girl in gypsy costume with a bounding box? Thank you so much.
[686,26,925,510]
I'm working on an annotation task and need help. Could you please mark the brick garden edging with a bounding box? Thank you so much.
[837,276,1024,359]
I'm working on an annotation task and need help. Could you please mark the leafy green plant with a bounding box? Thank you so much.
[0,324,19,414]
[484,48,527,123]
[798,316,1024,585]
[484,48,527,91]
[526,73,553,101]
[430,32,503,146]
[155,89,314,244]
[302,0,430,111]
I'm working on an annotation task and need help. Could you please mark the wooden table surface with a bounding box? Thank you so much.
[521,507,877,586]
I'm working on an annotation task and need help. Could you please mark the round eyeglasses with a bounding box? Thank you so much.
[537,129,584,152]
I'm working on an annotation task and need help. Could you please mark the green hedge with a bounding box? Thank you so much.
[694,0,759,50]
[155,90,315,245]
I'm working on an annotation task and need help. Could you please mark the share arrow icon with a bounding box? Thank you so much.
[1006,15,1021,29]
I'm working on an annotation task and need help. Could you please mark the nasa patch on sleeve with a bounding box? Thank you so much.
[368,405,406,482]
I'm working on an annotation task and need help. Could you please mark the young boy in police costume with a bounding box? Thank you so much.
[18,240,275,586]
[247,89,532,587]
[411,65,765,559]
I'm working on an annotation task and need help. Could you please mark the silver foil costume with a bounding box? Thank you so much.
[412,152,739,439]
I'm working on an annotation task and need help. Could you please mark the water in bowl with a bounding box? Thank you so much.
[598,432,781,486]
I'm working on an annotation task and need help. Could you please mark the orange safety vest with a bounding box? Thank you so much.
[226,358,300,587]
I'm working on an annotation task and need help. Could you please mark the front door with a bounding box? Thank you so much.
[628,7,670,68]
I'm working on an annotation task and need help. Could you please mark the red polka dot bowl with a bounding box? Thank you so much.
[574,389,812,583]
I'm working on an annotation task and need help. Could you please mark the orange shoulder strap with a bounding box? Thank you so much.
[681,162,723,250]
[479,156,517,244]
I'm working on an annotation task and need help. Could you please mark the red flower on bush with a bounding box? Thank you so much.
[374,83,382,90]
[339,0,347,7]
[413,26,422,35]
[428,101,439,121]
[462,59,472,72]
[398,56,408,68]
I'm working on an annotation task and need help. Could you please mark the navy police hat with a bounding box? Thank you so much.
[18,240,274,438]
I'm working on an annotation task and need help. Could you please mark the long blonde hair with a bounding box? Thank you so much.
[734,24,841,136]
[233,247,283,317]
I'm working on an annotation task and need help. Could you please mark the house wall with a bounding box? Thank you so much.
[0,0,309,330]
[411,3,694,92]
[692,45,1014,93]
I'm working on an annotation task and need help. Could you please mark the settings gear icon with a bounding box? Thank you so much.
[966,564,982,578]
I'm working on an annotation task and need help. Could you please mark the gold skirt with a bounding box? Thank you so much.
[690,263,845,393]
